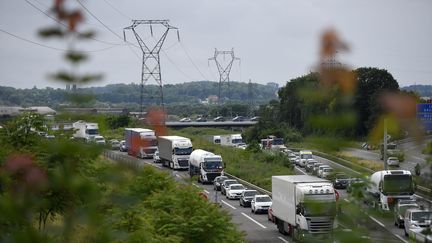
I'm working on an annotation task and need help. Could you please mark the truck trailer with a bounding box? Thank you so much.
[73,121,100,142]
[189,149,224,183]
[158,136,193,170]
[125,128,158,158]
[272,175,337,241]
[220,134,243,147]
[365,170,415,211]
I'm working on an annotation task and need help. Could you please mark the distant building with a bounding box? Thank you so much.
[63,107,128,115]
[207,95,219,104]
[0,106,56,117]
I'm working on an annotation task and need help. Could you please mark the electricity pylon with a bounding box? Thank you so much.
[124,20,179,116]
[208,48,240,106]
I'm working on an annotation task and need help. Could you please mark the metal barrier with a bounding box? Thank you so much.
[224,172,272,197]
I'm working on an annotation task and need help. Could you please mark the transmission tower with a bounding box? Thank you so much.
[123,20,179,116]
[208,48,240,106]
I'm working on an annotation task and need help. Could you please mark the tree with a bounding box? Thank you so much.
[354,67,399,136]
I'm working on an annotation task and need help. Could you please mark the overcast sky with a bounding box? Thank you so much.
[0,0,431,89]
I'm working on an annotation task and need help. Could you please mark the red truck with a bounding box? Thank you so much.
[125,128,158,158]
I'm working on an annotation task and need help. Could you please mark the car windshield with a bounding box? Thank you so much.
[230,185,244,190]
[216,177,228,182]
[324,168,333,172]
[412,211,432,221]
[244,191,258,197]
[174,147,193,155]
[383,174,413,194]
[399,205,418,216]
[203,161,223,170]
[225,181,237,187]
[95,137,104,141]
[232,139,243,144]
[256,196,271,202]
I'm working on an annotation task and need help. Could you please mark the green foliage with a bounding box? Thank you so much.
[106,114,130,129]
[2,113,46,149]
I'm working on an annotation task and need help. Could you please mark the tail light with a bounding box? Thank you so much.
[387,197,394,204]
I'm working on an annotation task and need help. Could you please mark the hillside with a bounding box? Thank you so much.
[0,81,278,108]
[402,84,432,97]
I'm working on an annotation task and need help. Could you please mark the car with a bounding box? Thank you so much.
[179,117,191,122]
[251,195,272,214]
[250,116,260,121]
[226,184,246,199]
[317,165,331,178]
[213,175,228,191]
[45,134,55,139]
[93,135,106,145]
[109,139,121,150]
[213,116,225,122]
[221,179,238,195]
[305,159,318,173]
[239,190,258,207]
[196,117,207,122]
[333,173,350,189]
[232,116,244,122]
[288,153,298,164]
[312,162,323,176]
[404,208,432,236]
[394,200,419,228]
[153,149,161,163]
[267,205,274,222]
[387,157,400,167]
[119,140,127,152]
[346,178,365,194]
[294,157,301,166]
[321,167,334,179]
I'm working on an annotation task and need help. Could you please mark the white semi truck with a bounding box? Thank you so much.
[366,170,415,211]
[272,175,337,241]
[189,149,224,183]
[73,121,101,142]
[158,136,193,170]
[220,134,243,147]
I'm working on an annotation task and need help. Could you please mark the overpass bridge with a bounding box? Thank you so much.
[163,121,257,128]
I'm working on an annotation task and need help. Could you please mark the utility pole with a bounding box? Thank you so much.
[248,78,254,118]
[208,48,240,117]
[383,118,388,170]
[124,20,179,118]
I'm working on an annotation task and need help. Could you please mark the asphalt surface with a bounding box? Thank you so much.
[108,150,416,242]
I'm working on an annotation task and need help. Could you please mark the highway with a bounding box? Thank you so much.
[105,150,417,242]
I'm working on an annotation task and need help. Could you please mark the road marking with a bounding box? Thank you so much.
[221,200,236,210]
[295,167,307,175]
[344,198,350,203]
[278,236,289,243]
[394,234,408,243]
[192,183,200,188]
[241,212,267,229]
[175,174,180,178]
[204,190,210,194]
[368,216,385,227]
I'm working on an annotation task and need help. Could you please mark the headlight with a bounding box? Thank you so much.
[410,223,420,228]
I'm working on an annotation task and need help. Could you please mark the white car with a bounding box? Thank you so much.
[318,165,331,178]
[387,157,400,167]
[404,208,432,236]
[93,135,106,145]
[153,149,161,163]
[179,117,191,122]
[226,184,246,199]
[251,195,272,214]
[321,167,334,179]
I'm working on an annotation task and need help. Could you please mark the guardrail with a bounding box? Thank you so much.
[103,150,144,170]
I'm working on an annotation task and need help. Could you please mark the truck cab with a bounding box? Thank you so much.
[299,150,313,167]
[189,149,224,183]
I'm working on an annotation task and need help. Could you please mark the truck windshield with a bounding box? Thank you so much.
[143,138,158,146]
[203,161,223,170]
[412,212,432,221]
[174,147,193,155]
[232,138,243,144]
[303,201,336,217]
[301,154,312,159]
[273,138,284,145]
[383,175,413,194]
[86,129,99,135]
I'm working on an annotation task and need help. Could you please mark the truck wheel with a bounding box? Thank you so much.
[404,228,408,236]
[277,219,285,235]
[293,226,304,241]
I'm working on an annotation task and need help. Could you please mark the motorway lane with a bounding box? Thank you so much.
[110,150,292,243]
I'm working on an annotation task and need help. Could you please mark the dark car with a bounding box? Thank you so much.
[213,116,225,122]
[213,175,228,191]
[196,117,207,122]
[221,179,238,195]
[239,190,258,207]
[333,173,350,189]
